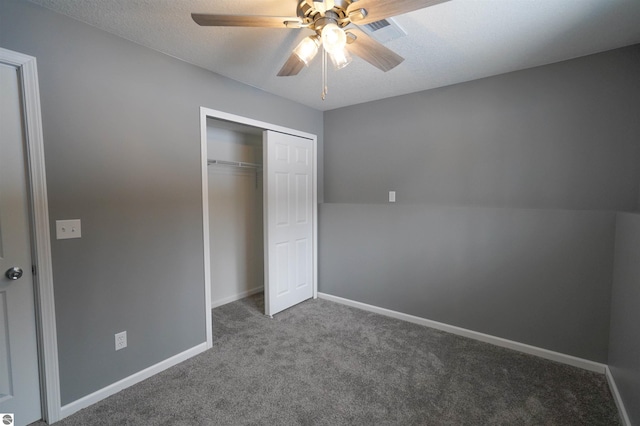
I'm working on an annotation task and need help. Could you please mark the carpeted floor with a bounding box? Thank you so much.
[35,294,620,425]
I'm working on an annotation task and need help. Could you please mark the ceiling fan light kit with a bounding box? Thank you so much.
[321,22,347,53]
[293,35,321,65]
[328,48,353,70]
[192,0,450,99]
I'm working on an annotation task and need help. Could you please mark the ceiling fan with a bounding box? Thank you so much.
[192,0,449,98]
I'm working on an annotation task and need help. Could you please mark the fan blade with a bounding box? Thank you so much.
[346,0,450,25]
[277,53,306,77]
[192,14,303,28]
[345,28,404,72]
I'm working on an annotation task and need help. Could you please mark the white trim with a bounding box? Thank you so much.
[0,48,61,423]
[211,286,264,309]
[200,108,317,141]
[199,107,318,320]
[262,132,272,317]
[605,366,632,426]
[60,342,208,420]
[200,110,213,349]
[318,293,607,374]
[312,127,318,301]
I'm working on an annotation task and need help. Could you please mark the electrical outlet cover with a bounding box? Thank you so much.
[115,331,127,351]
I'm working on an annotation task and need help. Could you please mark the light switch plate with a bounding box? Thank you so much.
[389,191,396,203]
[56,219,82,239]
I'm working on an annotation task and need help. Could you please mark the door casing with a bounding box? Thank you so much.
[0,48,60,423]
[199,107,318,344]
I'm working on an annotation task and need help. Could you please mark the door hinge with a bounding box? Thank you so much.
[32,264,37,276]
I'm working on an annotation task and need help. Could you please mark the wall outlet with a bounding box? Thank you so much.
[115,331,127,351]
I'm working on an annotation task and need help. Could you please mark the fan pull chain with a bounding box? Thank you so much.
[322,47,328,100]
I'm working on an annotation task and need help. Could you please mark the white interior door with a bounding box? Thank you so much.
[263,130,314,316]
[0,63,42,425]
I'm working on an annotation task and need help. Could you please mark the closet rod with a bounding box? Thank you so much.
[207,159,262,170]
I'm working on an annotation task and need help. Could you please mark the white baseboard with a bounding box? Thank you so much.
[59,342,208,420]
[605,366,632,426]
[211,286,263,309]
[317,293,606,374]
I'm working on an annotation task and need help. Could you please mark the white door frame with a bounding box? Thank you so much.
[0,48,61,423]
[200,107,318,346]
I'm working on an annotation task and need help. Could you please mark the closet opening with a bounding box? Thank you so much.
[206,118,265,311]
[200,107,318,345]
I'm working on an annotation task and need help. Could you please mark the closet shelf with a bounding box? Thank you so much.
[208,159,262,170]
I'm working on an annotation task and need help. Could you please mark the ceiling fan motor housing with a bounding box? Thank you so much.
[298,0,353,30]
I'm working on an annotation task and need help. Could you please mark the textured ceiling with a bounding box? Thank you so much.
[28,0,640,111]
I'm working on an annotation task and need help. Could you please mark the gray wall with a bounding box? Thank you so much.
[0,0,322,404]
[609,213,640,424]
[320,204,615,361]
[324,45,640,209]
[321,44,640,362]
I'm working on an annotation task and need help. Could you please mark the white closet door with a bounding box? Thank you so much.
[264,130,314,316]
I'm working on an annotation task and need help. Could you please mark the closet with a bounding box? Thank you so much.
[207,118,264,309]
[203,111,317,319]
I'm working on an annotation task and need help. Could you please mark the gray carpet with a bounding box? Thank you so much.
[37,295,620,425]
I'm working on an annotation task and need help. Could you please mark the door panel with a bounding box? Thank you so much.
[275,172,289,226]
[0,62,42,424]
[264,131,314,316]
[0,293,11,396]
[295,239,308,288]
[295,174,308,223]
[275,242,290,295]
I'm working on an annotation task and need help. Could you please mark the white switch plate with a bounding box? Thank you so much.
[56,219,81,239]
[115,331,127,351]
[389,191,396,203]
